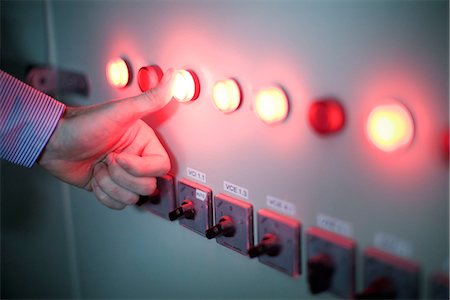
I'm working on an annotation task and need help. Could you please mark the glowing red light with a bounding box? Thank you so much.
[138,65,163,92]
[366,102,415,152]
[106,58,131,89]
[254,86,289,125]
[309,99,346,135]
[171,69,200,102]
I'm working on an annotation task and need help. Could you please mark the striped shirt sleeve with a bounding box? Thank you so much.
[0,70,66,168]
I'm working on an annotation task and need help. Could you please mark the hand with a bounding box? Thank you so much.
[38,70,174,209]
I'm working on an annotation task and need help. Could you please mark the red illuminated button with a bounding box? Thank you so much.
[212,79,241,113]
[309,99,345,135]
[106,57,131,89]
[366,101,415,152]
[255,86,289,125]
[138,65,163,92]
[171,69,200,103]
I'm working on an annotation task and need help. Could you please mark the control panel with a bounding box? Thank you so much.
[32,1,449,299]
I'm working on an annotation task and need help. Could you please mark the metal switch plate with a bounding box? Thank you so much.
[257,209,301,277]
[306,227,356,299]
[178,179,212,237]
[213,194,254,256]
[363,247,421,299]
[141,174,175,220]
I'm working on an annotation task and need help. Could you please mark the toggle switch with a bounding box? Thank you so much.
[307,253,335,294]
[174,179,212,237]
[429,272,449,299]
[356,277,396,299]
[169,200,195,221]
[147,189,161,204]
[138,65,163,92]
[138,174,176,221]
[248,233,281,258]
[306,227,356,298]
[253,209,301,277]
[210,194,253,256]
[359,247,421,299]
[205,216,236,239]
[137,189,160,206]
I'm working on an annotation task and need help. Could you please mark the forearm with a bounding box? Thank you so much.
[0,70,66,167]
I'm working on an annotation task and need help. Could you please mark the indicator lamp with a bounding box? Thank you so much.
[212,78,241,113]
[137,65,163,92]
[309,99,346,135]
[106,57,131,89]
[366,101,415,152]
[254,86,289,125]
[171,69,200,103]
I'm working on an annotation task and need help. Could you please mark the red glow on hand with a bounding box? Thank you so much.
[308,99,345,135]
[138,65,163,92]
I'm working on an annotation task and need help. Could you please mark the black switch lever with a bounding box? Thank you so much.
[168,200,195,221]
[205,216,236,239]
[307,253,335,294]
[248,233,281,258]
[136,189,161,206]
[355,277,396,299]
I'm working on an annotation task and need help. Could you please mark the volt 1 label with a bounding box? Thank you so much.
[223,181,249,199]
[187,167,206,183]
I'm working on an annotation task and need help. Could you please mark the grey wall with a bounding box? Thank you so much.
[1,2,75,298]
[1,0,448,299]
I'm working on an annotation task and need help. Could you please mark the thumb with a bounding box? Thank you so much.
[100,68,175,125]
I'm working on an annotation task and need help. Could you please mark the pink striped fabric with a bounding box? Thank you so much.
[0,70,66,167]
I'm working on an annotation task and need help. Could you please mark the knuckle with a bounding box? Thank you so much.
[98,193,109,203]
[95,174,109,189]
[124,193,139,205]
[141,178,157,195]
[110,186,122,196]
[110,165,124,183]
[153,155,171,176]
[160,156,171,175]
[112,203,126,210]
[144,90,158,104]
[107,202,125,210]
